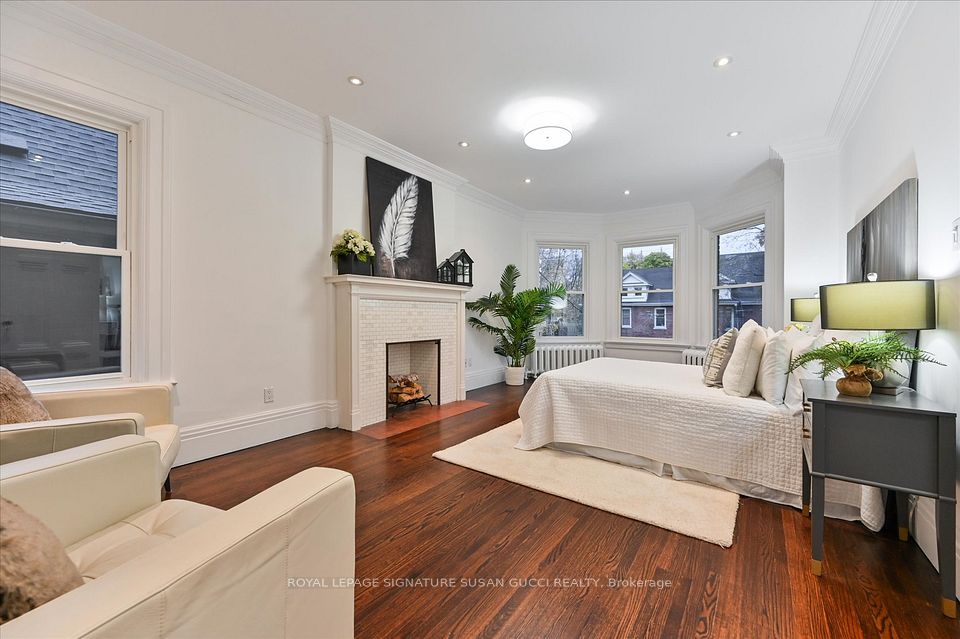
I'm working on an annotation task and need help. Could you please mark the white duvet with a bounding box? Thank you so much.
[517,357,884,530]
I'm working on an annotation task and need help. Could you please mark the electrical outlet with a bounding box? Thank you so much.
[263,387,275,403]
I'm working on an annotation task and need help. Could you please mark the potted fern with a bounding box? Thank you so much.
[466,264,565,385]
[788,332,943,397]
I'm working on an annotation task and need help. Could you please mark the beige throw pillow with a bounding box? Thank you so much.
[0,498,84,624]
[703,328,738,387]
[0,368,50,425]
[722,319,767,397]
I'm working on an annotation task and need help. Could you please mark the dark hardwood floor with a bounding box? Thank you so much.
[170,383,956,638]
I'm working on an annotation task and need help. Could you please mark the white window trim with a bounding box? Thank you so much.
[621,307,631,329]
[710,217,765,339]
[615,237,679,343]
[654,307,667,330]
[536,242,587,340]
[2,61,170,391]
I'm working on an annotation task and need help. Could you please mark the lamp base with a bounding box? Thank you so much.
[872,384,909,396]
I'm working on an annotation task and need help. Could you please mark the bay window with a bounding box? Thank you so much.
[713,222,765,337]
[620,241,675,339]
[538,245,585,337]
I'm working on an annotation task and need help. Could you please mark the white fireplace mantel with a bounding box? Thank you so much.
[326,275,467,430]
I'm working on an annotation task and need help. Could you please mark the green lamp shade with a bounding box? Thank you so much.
[819,280,936,330]
[790,298,820,323]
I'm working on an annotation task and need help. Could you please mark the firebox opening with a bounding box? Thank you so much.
[386,339,440,416]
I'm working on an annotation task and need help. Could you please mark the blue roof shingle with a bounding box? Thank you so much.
[0,102,118,216]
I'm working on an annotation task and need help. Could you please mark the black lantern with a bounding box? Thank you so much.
[437,258,456,284]
[447,249,473,287]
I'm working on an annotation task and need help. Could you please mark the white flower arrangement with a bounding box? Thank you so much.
[331,228,376,263]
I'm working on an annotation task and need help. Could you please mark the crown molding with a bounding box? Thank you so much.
[325,116,467,190]
[455,183,525,220]
[771,136,841,163]
[1,1,325,139]
[825,0,916,146]
[771,1,915,163]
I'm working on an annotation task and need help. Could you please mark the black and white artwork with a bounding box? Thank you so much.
[366,157,437,282]
[846,178,918,282]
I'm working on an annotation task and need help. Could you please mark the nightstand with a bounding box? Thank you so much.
[801,379,957,618]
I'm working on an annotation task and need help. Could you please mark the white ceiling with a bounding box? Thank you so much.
[72,0,873,213]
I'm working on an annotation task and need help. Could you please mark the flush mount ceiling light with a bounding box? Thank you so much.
[347,76,364,86]
[727,130,741,137]
[458,141,470,148]
[523,178,532,184]
[522,111,574,151]
[623,190,631,195]
[713,56,733,68]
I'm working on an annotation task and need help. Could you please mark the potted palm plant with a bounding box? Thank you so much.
[466,264,565,385]
[788,332,943,397]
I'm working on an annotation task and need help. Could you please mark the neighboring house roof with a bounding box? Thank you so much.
[622,266,673,305]
[718,251,764,304]
[718,251,764,285]
[0,101,118,216]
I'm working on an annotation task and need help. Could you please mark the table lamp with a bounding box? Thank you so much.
[819,278,936,393]
[790,297,820,323]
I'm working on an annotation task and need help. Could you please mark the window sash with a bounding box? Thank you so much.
[0,98,130,382]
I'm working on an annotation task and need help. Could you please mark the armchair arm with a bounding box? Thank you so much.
[0,413,145,465]
[0,435,161,547]
[2,468,356,639]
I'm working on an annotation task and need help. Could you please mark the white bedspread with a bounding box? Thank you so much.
[517,357,884,530]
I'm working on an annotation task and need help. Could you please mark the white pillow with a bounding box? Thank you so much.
[783,332,828,410]
[756,328,792,405]
[722,319,767,397]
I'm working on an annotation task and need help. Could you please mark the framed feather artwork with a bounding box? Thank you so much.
[366,157,438,282]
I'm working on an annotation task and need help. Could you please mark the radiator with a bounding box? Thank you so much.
[531,344,604,375]
[681,348,707,366]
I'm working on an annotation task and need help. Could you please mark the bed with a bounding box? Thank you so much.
[517,357,884,530]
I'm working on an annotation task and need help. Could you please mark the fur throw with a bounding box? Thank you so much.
[0,498,83,623]
[0,368,50,425]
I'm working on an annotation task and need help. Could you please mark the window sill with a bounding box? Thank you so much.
[27,375,177,394]
[602,340,691,352]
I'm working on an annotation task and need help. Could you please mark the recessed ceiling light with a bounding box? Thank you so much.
[623,190,631,195]
[458,141,469,148]
[347,76,364,86]
[32,154,43,161]
[523,112,573,150]
[713,56,733,68]
[727,130,741,137]
[523,178,532,184]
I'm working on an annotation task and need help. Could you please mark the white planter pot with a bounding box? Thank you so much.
[504,366,526,386]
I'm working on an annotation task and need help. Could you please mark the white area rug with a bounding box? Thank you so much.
[433,419,740,547]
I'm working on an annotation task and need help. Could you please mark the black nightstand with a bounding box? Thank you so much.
[800,379,957,617]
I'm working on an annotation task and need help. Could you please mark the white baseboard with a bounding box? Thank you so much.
[912,494,960,597]
[175,400,338,466]
[465,366,505,390]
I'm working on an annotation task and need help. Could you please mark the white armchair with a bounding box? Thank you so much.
[0,435,356,638]
[0,384,180,491]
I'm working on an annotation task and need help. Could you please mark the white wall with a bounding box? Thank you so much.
[781,152,843,320]
[324,126,525,390]
[455,196,524,389]
[1,9,333,463]
[836,1,959,586]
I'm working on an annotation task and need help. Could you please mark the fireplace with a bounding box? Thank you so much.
[386,339,440,415]
[327,275,466,430]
